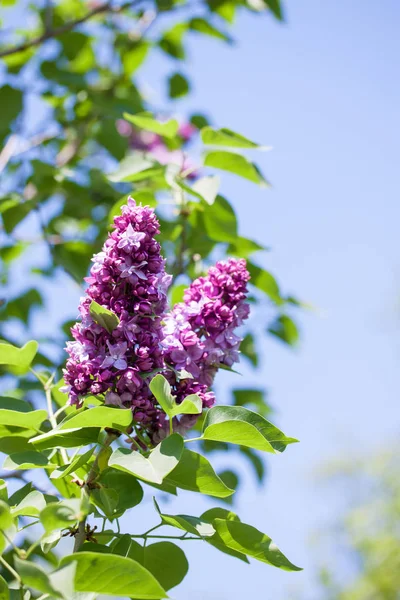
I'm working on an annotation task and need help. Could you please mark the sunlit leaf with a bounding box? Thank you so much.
[109,434,184,484]
[60,552,167,598]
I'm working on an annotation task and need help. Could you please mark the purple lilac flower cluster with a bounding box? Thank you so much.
[63,197,250,442]
[62,197,171,431]
[161,258,250,434]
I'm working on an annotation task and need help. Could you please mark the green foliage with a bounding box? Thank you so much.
[0,0,304,596]
[306,448,400,600]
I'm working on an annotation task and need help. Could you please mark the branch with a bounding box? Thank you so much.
[0,1,137,59]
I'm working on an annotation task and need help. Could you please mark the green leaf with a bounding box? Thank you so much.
[204,151,269,186]
[109,434,184,484]
[48,563,77,600]
[12,491,46,517]
[265,0,284,20]
[60,552,167,598]
[0,340,38,374]
[159,23,187,60]
[164,448,234,498]
[240,333,258,367]
[0,574,9,600]
[108,153,164,183]
[247,262,282,303]
[168,73,190,99]
[192,175,220,205]
[268,315,299,347]
[59,406,132,432]
[149,374,201,418]
[202,195,237,243]
[201,507,249,562]
[40,499,85,532]
[30,427,100,451]
[154,498,214,537]
[213,519,302,571]
[149,374,175,414]
[169,284,186,306]
[129,541,189,591]
[0,85,23,140]
[202,405,297,453]
[89,301,120,334]
[189,18,231,42]
[50,447,95,480]
[0,500,13,529]
[122,41,150,75]
[91,487,119,520]
[41,530,62,554]
[201,127,264,149]
[0,481,7,503]
[233,389,271,417]
[218,470,239,502]
[8,482,32,506]
[0,197,36,235]
[110,533,132,556]
[99,468,143,514]
[228,236,265,258]
[240,446,265,482]
[3,451,50,470]
[13,558,61,597]
[0,408,47,430]
[124,112,179,138]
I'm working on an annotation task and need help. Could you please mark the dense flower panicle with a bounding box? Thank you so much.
[62,197,172,432]
[162,258,251,401]
[63,196,251,443]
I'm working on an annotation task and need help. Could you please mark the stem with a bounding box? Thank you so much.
[0,555,22,583]
[142,523,162,537]
[45,386,69,465]
[183,436,203,443]
[0,1,139,58]
[169,418,173,436]
[73,432,117,552]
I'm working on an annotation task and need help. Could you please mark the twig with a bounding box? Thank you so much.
[73,432,117,552]
[0,555,22,583]
[0,1,138,59]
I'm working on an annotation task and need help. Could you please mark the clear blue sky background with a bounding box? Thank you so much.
[3,1,400,598]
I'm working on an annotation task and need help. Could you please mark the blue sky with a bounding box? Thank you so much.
[147,1,400,597]
[2,1,400,598]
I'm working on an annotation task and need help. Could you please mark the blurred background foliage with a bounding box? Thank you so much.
[0,0,302,504]
[302,447,400,600]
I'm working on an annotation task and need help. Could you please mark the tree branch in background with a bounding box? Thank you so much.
[0,0,138,58]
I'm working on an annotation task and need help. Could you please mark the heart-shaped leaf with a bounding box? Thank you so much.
[150,374,202,418]
[109,434,183,484]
